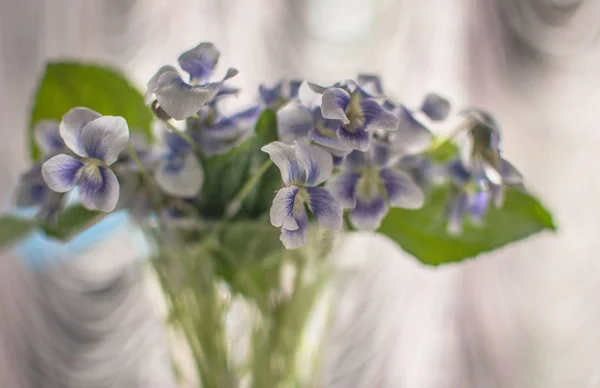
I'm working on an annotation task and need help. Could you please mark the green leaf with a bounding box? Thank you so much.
[378,186,556,266]
[29,61,153,160]
[0,216,36,249]
[41,206,106,241]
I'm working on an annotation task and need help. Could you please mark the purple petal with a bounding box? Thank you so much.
[361,99,399,132]
[60,107,102,157]
[469,191,491,223]
[164,129,193,154]
[231,106,261,124]
[155,152,204,198]
[447,192,468,235]
[446,159,471,186]
[288,80,302,99]
[153,69,219,120]
[79,116,129,165]
[198,122,252,157]
[392,106,433,153]
[280,201,309,249]
[372,142,390,166]
[277,102,312,143]
[34,120,64,155]
[326,171,360,208]
[307,108,348,151]
[321,88,351,124]
[344,150,369,171]
[499,158,523,185]
[41,154,83,193]
[146,65,179,104]
[178,42,220,82]
[78,164,120,212]
[298,81,323,110]
[261,141,306,186]
[380,168,424,209]
[306,186,343,231]
[349,194,388,231]
[270,186,300,230]
[15,164,50,207]
[296,142,333,186]
[421,93,451,121]
[337,126,370,152]
[259,81,284,106]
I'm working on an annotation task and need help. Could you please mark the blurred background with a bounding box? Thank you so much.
[1,0,600,387]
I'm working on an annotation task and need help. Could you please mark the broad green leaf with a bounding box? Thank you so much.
[41,206,106,241]
[378,186,556,266]
[0,216,36,249]
[29,61,153,160]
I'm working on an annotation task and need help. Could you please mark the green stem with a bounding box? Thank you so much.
[225,159,273,219]
[127,142,162,209]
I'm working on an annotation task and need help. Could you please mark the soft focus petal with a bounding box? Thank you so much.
[327,171,360,208]
[306,186,343,231]
[298,81,322,110]
[178,42,220,82]
[164,129,193,154]
[79,116,129,165]
[380,168,424,209]
[296,142,333,186]
[259,81,283,106]
[261,141,306,185]
[270,186,300,230]
[349,195,388,231]
[361,99,399,132]
[60,107,102,156]
[231,106,261,124]
[372,142,390,166]
[280,202,309,249]
[277,102,312,143]
[146,65,178,103]
[154,69,218,120]
[15,165,49,207]
[34,120,63,154]
[321,88,351,124]
[391,106,433,154]
[499,158,523,185]
[337,126,370,152]
[447,192,468,235]
[78,164,120,212]
[198,121,252,157]
[469,191,491,223]
[421,93,451,121]
[357,74,384,96]
[446,159,472,186]
[344,150,369,171]
[308,127,352,152]
[155,152,204,198]
[41,154,83,193]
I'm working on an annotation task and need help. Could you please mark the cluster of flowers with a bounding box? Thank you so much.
[15,42,524,249]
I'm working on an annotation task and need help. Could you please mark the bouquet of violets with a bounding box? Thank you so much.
[0,42,555,387]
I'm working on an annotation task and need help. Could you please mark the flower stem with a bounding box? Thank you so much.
[161,119,199,150]
[427,117,476,152]
[224,158,273,220]
[127,142,162,209]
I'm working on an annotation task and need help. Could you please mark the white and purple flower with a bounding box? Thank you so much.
[154,125,204,198]
[41,107,129,212]
[258,79,302,109]
[146,42,238,120]
[262,141,343,249]
[328,142,424,230]
[15,163,65,220]
[320,87,399,151]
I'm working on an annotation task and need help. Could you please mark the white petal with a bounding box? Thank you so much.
[321,88,350,124]
[295,142,333,186]
[261,141,306,186]
[41,154,83,193]
[60,107,101,156]
[270,186,300,230]
[298,81,322,110]
[155,152,204,198]
[79,116,130,165]
[146,65,179,104]
[154,70,218,120]
[277,101,312,143]
[78,165,120,212]
[380,168,424,209]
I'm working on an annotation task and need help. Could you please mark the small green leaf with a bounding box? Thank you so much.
[0,216,36,249]
[41,206,106,241]
[29,61,153,160]
[378,187,556,266]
